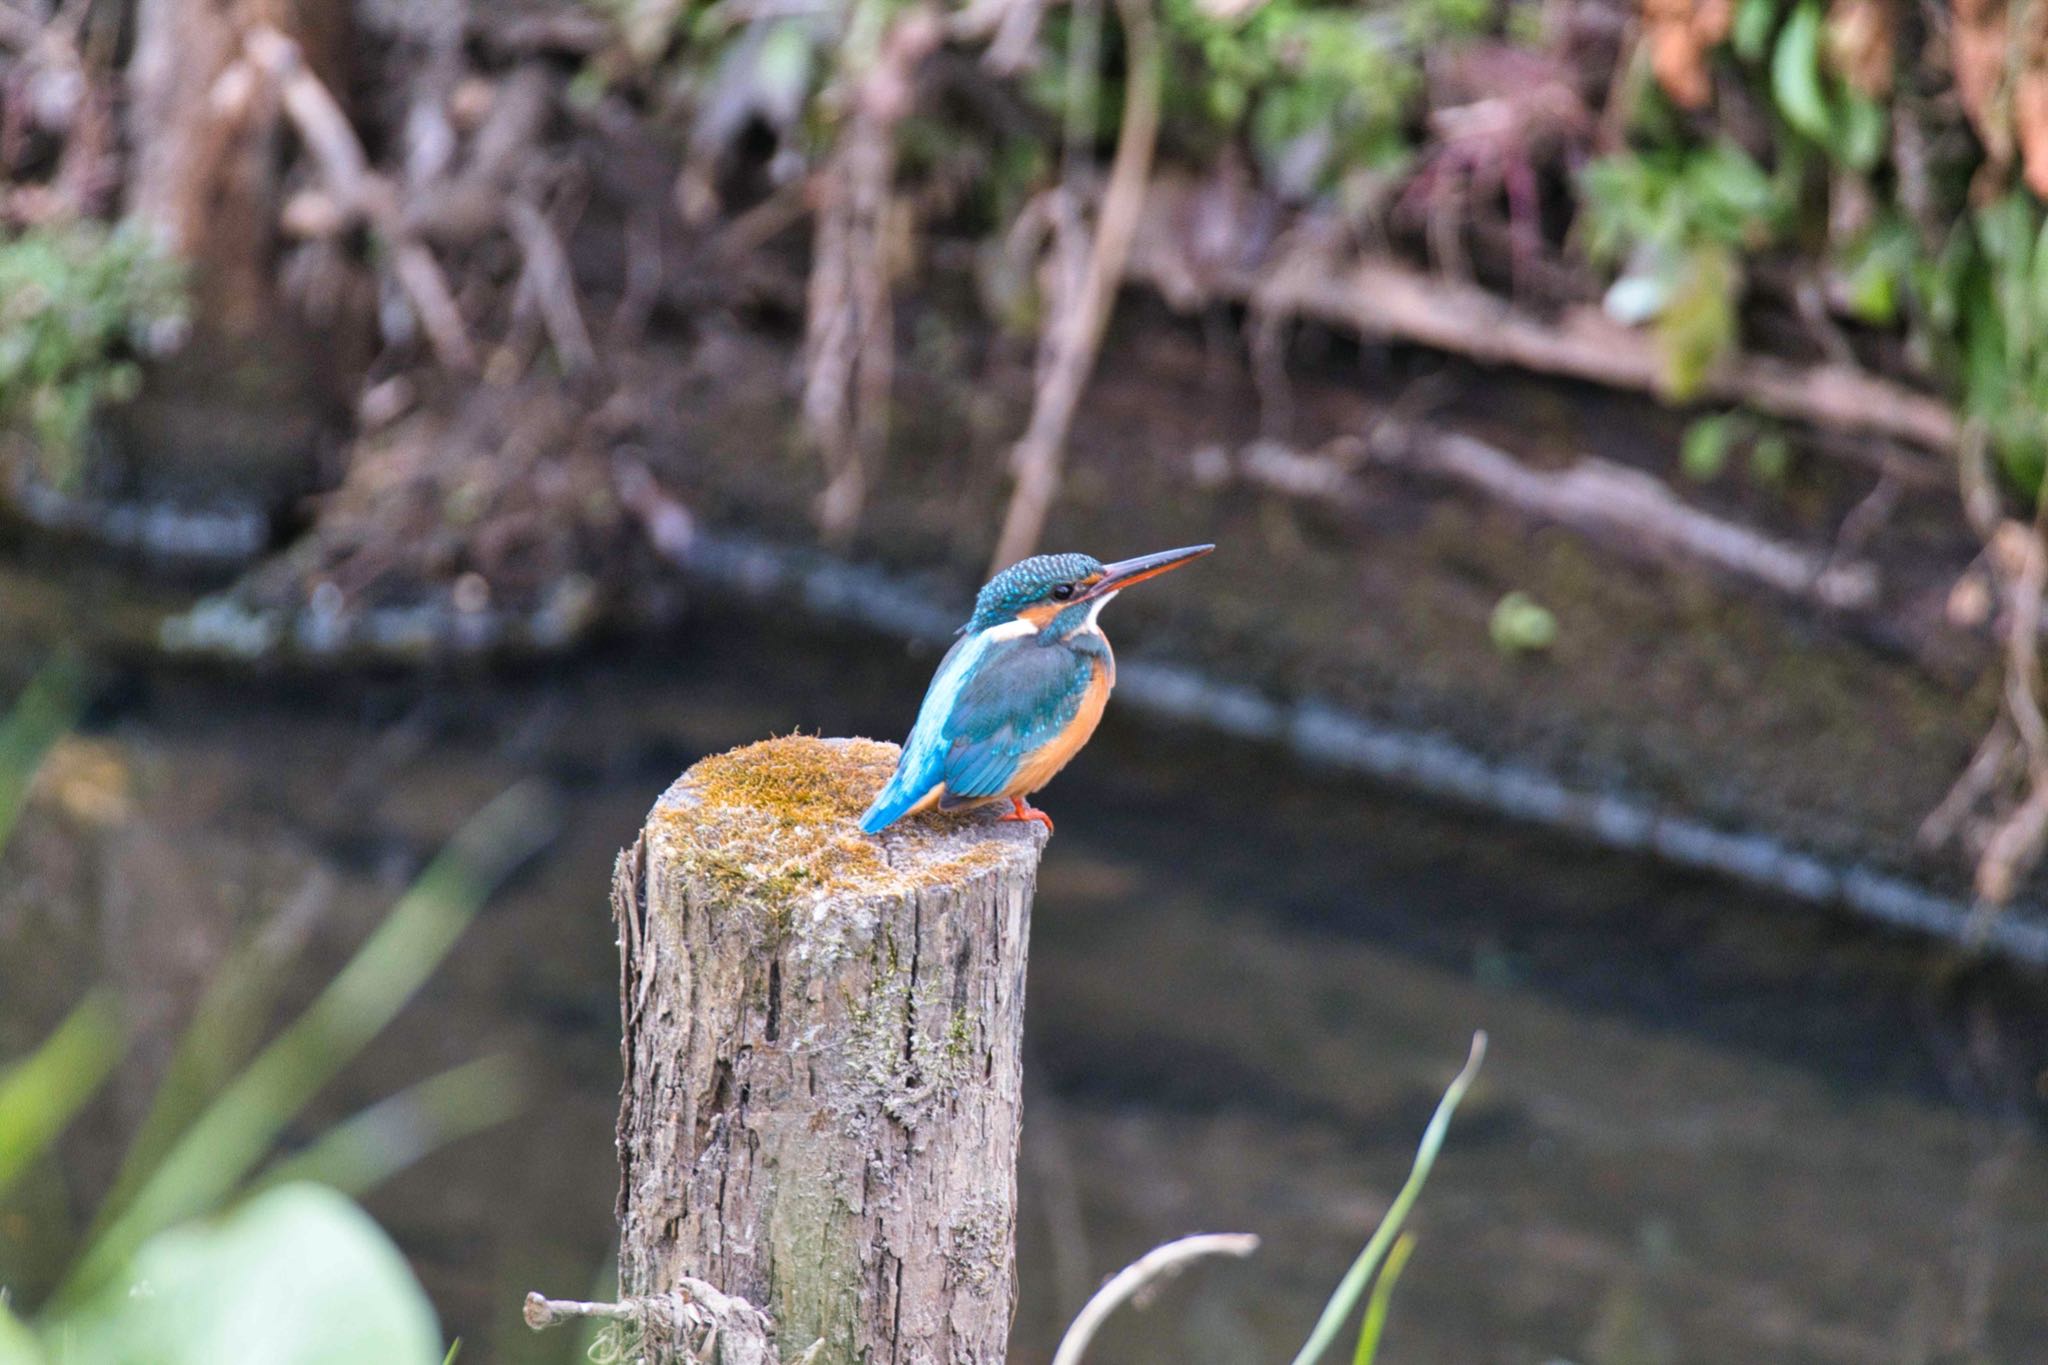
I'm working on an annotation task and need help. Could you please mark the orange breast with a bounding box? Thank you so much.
[1007,653,1113,797]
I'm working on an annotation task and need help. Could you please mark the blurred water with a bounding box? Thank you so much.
[2,602,2045,1364]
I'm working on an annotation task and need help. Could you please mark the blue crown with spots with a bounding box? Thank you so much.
[969,553,1102,630]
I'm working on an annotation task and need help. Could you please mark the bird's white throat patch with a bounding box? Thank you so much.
[985,617,1039,641]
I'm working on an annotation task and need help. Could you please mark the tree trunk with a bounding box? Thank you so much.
[612,736,1044,1364]
[114,0,354,512]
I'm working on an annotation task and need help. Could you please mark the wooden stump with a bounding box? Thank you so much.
[612,736,1046,1364]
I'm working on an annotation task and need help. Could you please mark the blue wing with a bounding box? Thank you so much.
[859,631,1091,832]
[936,638,1092,803]
[860,633,978,833]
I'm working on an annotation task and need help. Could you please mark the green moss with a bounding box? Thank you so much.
[656,736,1001,930]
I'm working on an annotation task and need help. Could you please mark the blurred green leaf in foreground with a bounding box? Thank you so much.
[0,664,551,1362]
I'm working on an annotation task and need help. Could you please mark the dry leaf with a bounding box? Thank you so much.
[1643,0,1735,109]
[1826,0,1896,96]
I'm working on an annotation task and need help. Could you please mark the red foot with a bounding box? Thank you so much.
[998,795,1055,834]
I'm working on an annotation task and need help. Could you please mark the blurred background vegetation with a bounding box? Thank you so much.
[4,0,2048,1359]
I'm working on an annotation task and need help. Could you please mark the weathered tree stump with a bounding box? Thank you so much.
[611,736,1046,1364]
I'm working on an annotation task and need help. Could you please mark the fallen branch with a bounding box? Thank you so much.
[1127,180,1959,458]
[988,0,1162,571]
[1377,420,1883,610]
[1049,1233,1261,1365]
[1220,420,1882,611]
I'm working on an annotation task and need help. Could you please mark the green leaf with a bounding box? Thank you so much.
[1832,92,1887,171]
[1349,1231,1416,1365]
[0,992,123,1200]
[1490,593,1559,655]
[1654,247,1740,399]
[1682,414,1736,481]
[56,1184,442,1365]
[1750,432,1792,484]
[1770,3,1833,145]
[1288,1033,1487,1365]
[0,1298,43,1365]
[251,1054,526,1198]
[1732,0,1780,62]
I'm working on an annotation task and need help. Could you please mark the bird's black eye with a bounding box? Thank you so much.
[1050,583,1075,601]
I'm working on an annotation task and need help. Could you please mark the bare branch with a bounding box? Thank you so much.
[525,1278,780,1364]
[1050,1232,1261,1365]
[390,239,478,374]
[1126,181,1960,459]
[507,197,598,375]
[1225,422,1881,612]
[244,23,476,375]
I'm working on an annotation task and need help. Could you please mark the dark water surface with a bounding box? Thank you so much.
[3,601,2046,1364]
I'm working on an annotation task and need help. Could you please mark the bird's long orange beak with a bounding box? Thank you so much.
[1083,544,1214,599]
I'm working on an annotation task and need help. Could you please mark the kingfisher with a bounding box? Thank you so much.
[859,544,1214,836]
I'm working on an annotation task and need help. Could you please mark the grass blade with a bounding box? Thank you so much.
[1288,1031,1487,1365]
[253,1053,527,1198]
[0,992,123,1199]
[0,659,83,855]
[1349,1232,1416,1365]
[89,874,335,1237]
[61,783,556,1301]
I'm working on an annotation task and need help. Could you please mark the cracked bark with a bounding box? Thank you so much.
[613,740,1044,1363]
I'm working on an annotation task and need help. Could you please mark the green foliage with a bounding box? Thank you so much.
[1349,1231,1415,1365]
[1489,591,1557,655]
[1748,429,1791,484]
[1681,411,1795,486]
[1681,412,1737,481]
[63,783,552,1302]
[1289,1033,1486,1365]
[0,664,545,1356]
[0,221,185,485]
[38,1185,445,1365]
[1583,142,1790,264]
[1765,2,1884,171]
[1915,194,2048,496]
[0,993,122,1201]
[1157,0,1487,195]
[1582,142,1792,397]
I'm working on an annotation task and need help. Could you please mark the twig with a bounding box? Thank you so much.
[525,1278,781,1363]
[246,27,372,212]
[1048,1233,1261,1365]
[523,1292,639,1328]
[243,24,476,375]
[391,239,478,374]
[506,197,597,375]
[1920,716,2016,852]
[988,0,1162,571]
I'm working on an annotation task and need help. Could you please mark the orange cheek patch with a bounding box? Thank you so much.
[1018,602,1064,629]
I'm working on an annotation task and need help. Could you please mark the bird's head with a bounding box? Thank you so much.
[966,545,1214,635]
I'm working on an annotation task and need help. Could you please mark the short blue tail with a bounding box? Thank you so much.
[859,765,934,834]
